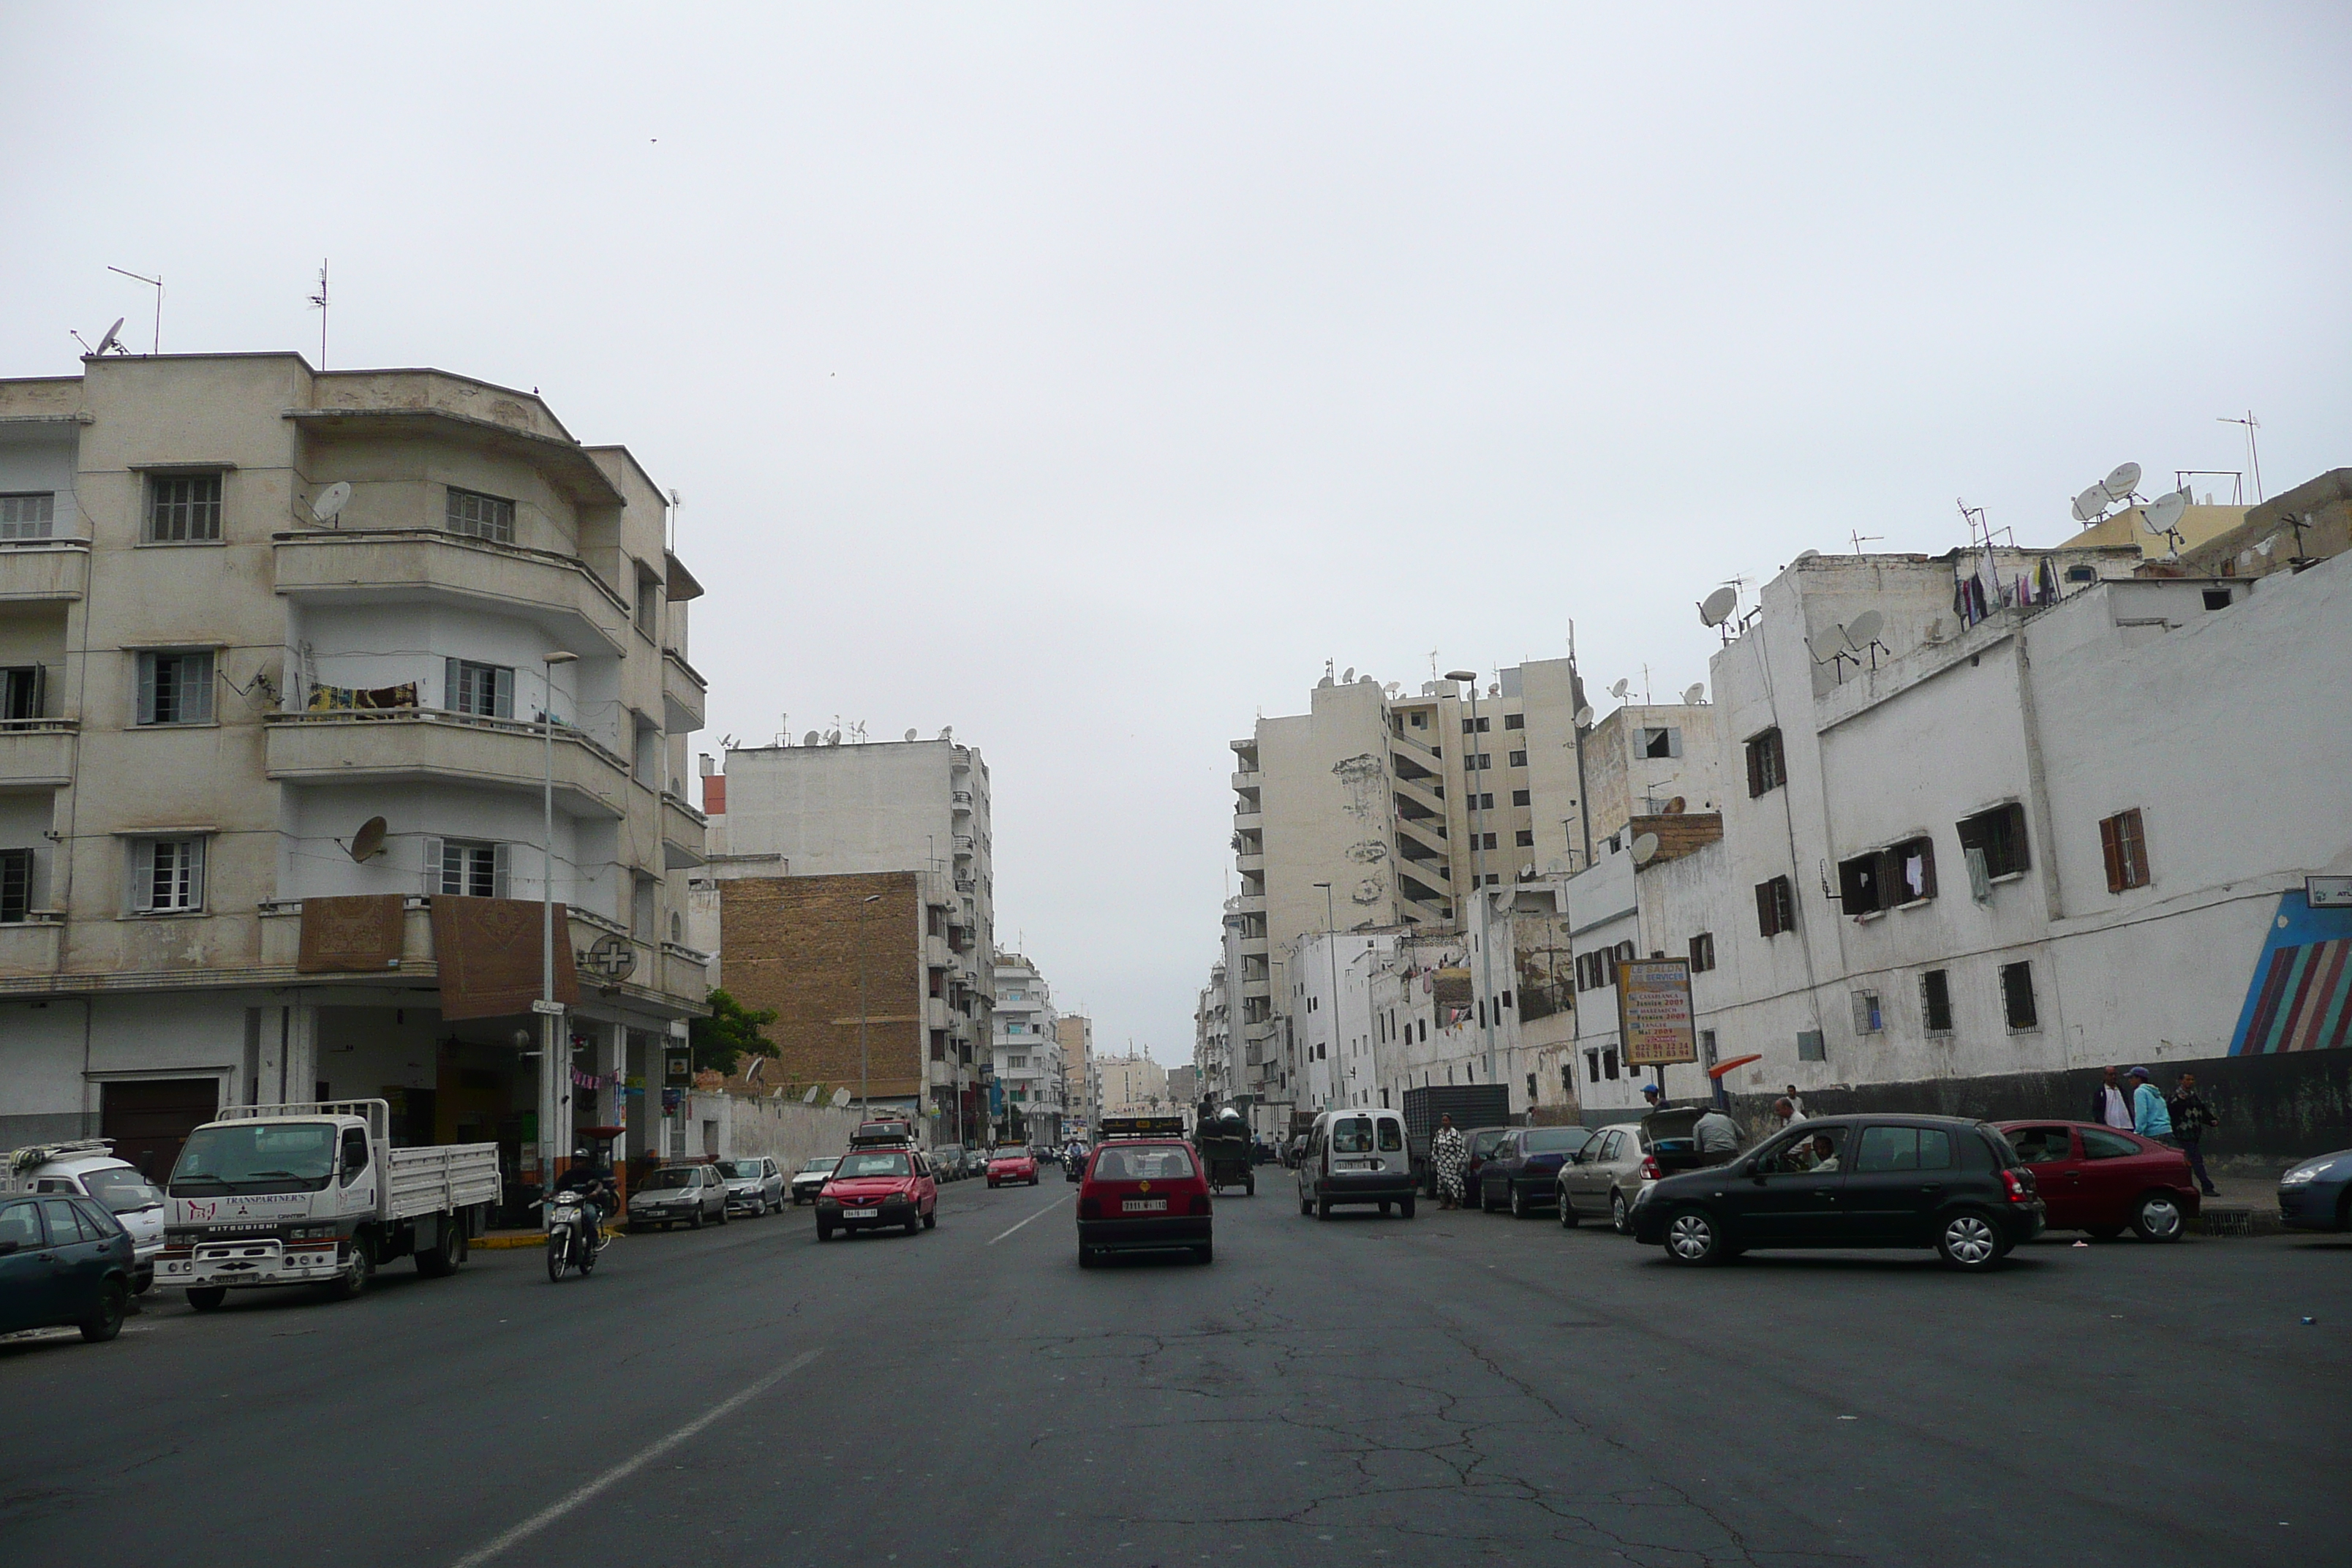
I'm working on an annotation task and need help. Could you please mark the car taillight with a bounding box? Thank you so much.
[1639,1156,1661,1181]
[2001,1169,2032,1205]
[1077,1196,1100,1220]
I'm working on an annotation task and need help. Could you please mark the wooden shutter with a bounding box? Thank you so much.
[1746,739,1763,797]
[1756,881,1776,935]
[2098,814,2124,893]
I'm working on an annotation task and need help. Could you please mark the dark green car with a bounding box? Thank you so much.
[0,1192,135,1342]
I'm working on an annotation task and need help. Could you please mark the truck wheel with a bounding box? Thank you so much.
[328,1238,375,1300]
[186,1286,227,1313]
[417,1216,465,1278]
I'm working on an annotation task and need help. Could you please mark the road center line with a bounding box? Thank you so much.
[989,1191,1071,1245]
[449,1347,823,1568]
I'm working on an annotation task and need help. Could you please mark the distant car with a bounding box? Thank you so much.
[791,1156,841,1205]
[1996,1120,2200,1241]
[987,1150,1040,1187]
[1476,1126,1594,1218]
[1557,1123,1655,1235]
[716,1157,785,1216]
[817,1147,938,1240]
[7,1141,168,1292]
[1632,1115,2045,1271]
[931,1145,969,1181]
[1077,1139,1212,1266]
[0,1191,135,1343]
[627,1165,730,1231]
[2278,1148,2352,1232]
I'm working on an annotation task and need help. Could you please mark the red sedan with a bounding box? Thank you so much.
[1996,1120,2199,1242]
[815,1146,938,1240]
[986,1150,1040,1187]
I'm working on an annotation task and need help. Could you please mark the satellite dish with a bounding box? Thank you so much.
[1573,706,1594,728]
[1608,679,1629,701]
[1681,682,1705,705]
[2103,462,2143,502]
[347,816,388,862]
[2072,485,2111,524]
[802,1086,820,1104]
[904,728,918,742]
[92,317,124,356]
[2143,489,2189,537]
[2255,535,2277,557]
[1663,796,1686,815]
[1629,832,1661,866]
[1698,587,1738,627]
[1793,549,1821,565]
[802,731,820,747]
[831,1087,852,1109]
[311,480,353,525]
[1842,609,1884,649]
[826,730,842,745]
[1341,667,1354,684]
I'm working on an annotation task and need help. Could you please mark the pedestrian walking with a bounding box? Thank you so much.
[2167,1072,2222,1197]
[2092,1065,2134,1131]
[2127,1067,2175,1145]
[1431,1114,1468,1210]
[1784,1084,1806,1117]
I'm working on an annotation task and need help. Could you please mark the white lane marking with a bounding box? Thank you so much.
[989,1192,1071,1245]
[449,1347,822,1568]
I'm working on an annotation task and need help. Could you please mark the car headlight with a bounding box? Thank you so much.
[2280,1163,2332,1187]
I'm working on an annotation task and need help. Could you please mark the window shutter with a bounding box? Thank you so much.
[131,839,155,912]
[492,842,512,900]
[1667,728,1682,758]
[1756,881,1774,935]
[188,653,216,723]
[27,663,45,720]
[494,666,514,720]
[444,658,461,712]
[2098,814,2123,894]
[185,837,206,909]
[421,837,443,896]
[135,655,157,725]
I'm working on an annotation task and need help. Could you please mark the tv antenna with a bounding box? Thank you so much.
[308,260,330,368]
[107,267,163,353]
[1848,529,1882,554]
[2217,412,2263,501]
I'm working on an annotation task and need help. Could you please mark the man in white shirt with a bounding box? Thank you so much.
[2092,1065,2134,1131]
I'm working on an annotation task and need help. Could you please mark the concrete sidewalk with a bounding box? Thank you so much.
[2194,1164,2288,1236]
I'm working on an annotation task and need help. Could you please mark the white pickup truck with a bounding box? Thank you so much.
[159,1099,500,1311]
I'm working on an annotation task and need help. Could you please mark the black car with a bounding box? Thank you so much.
[1477,1126,1595,1218]
[0,1192,135,1343]
[1629,1114,2043,1271]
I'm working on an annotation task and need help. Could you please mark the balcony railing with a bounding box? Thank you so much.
[0,540,89,602]
[264,709,631,819]
[273,529,632,656]
[0,719,75,788]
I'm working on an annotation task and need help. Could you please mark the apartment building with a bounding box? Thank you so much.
[1553,496,2352,1160]
[1193,951,1234,1112]
[992,951,1063,1143]
[1096,1051,1168,1116]
[0,353,710,1194]
[704,734,994,1144]
[1055,1013,1094,1133]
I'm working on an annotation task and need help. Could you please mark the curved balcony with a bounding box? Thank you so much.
[264,709,630,819]
[660,790,708,869]
[661,647,706,734]
[0,720,75,789]
[273,529,631,656]
[0,541,88,603]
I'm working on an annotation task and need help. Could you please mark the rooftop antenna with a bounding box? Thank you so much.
[668,487,682,554]
[308,260,329,369]
[1848,529,1882,554]
[2217,412,2262,501]
[106,267,162,353]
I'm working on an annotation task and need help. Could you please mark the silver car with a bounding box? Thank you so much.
[717,1157,785,1215]
[627,1164,730,1230]
[1556,1123,1652,1235]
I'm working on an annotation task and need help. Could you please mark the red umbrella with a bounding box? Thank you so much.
[1705,1053,1762,1080]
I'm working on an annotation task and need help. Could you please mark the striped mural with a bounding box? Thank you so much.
[2230,892,2352,1055]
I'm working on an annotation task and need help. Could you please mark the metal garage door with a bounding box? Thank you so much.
[100,1079,222,1183]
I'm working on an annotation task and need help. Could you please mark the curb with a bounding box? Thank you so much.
[475,1233,546,1250]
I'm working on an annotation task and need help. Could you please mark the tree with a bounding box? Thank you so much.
[691,989,778,1077]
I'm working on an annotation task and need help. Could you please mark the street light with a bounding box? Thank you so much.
[1444,669,1498,1082]
[857,892,882,1116]
[539,651,576,1184]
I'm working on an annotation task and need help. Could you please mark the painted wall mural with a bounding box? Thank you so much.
[2230,892,2352,1055]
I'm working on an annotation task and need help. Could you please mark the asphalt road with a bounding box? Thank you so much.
[4,1172,2348,1568]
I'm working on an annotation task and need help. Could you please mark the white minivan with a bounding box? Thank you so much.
[1295,1108,1417,1220]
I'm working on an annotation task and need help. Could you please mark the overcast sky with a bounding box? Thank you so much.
[6,5,2346,1063]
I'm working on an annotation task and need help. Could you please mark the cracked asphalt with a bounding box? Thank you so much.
[3,1172,2348,1568]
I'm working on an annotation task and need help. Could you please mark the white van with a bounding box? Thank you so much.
[4,1139,168,1292]
[1295,1108,1417,1220]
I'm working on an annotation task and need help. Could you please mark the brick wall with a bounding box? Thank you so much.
[717,872,924,1096]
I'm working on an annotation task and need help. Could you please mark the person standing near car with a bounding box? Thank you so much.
[1693,1106,1741,1157]
[1431,1115,1468,1210]
[2168,1073,2221,1197]
[2093,1065,2134,1131]
[2128,1066,2175,1145]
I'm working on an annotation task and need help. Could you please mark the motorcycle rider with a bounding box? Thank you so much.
[551,1145,617,1251]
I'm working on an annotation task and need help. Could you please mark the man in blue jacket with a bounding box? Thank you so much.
[2127,1067,2175,1146]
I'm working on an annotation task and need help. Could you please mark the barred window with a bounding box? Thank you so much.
[146,474,222,542]
[445,658,514,719]
[135,650,215,725]
[132,837,206,913]
[0,847,31,922]
[0,492,56,540]
[445,487,516,543]
[438,839,504,898]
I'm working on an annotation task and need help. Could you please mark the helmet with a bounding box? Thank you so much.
[573,1146,592,1161]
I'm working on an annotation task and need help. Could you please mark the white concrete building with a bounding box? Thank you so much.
[0,353,711,1195]
[1096,1051,1169,1117]
[992,951,1062,1143]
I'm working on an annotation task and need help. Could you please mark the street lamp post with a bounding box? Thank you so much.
[857,892,882,1117]
[539,650,577,1187]
[1447,669,1499,1082]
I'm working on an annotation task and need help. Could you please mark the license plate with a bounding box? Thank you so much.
[1123,1199,1168,1213]
[1337,1159,1370,1169]
[844,1208,879,1219]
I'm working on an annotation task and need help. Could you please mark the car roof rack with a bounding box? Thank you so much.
[1099,1115,1187,1142]
[7,1138,118,1176]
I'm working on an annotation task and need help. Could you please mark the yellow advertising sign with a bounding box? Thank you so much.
[1616,958,1697,1066]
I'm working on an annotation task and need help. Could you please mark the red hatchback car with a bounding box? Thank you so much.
[1076,1139,1212,1267]
[986,1150,1039,1187]
[815,1145,938,1240]
[1996,1120,2199,1242]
